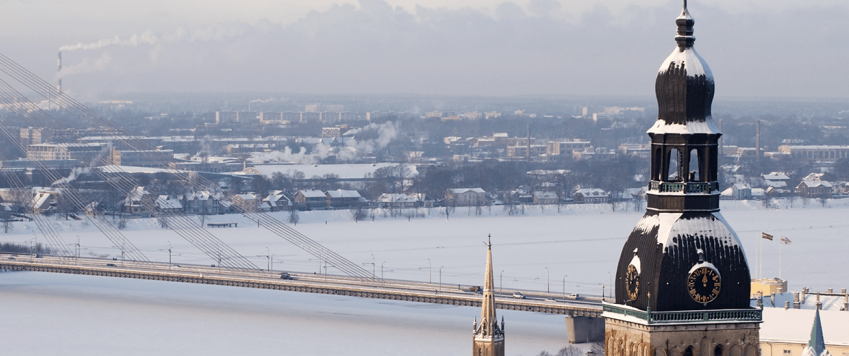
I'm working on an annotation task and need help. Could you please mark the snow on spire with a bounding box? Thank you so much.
[801,309,831,356]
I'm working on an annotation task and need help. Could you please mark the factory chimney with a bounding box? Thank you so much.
[57,52,62,94]
[755,120,761,161]
[526,123,531,162]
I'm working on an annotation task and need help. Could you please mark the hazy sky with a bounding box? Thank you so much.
[1,0,847,99]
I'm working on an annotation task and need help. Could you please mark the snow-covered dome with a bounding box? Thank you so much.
[649,2,718,135]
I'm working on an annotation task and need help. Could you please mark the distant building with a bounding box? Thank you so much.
[547,140,592,156]
[445,188,487,206]
[231,193,260,212]
[325,189,362,208]
[376,193,433,209]
[121,187,153,216]
[184,191,224,215]
[110,148,173,167]
[155,195,183,214]
[507,145,546,159]
[778,145,849,161]
[321,125,349,138]
[294,190,326,210]
[762,172,791,189]
[27,143,106,164]
[20,127,53,146]
[532,191,559,204]
[573,188,609,203]
[262,191,292,212]
[796,173,832,199]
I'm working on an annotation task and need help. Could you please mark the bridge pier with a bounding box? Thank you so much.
[565,316,604,343]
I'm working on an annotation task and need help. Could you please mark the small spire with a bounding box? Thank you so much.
[808,309,826,356]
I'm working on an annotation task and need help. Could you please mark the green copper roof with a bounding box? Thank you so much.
[809,309,826,356]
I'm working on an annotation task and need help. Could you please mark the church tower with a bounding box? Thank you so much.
[603,3,761,356]
[473,236,504,356]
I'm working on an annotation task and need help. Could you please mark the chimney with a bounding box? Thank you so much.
[844,294,848,312]
[57,52,62,93]
[828,288,833,293]
[793,292,801,309]
[755,120,761,161]
[526,123,531,162]
[784,301,789,310]
[801,288,807,304]
[816,293,821,310]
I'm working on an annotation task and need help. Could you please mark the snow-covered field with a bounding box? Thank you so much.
[1,199,847,355]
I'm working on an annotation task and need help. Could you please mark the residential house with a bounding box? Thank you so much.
[445,188,487,206]
[30,190,60,214]
[574,188,609,204]
[294,190,327,210]
[262,190,292,212]
[532,191,559,204]
[326,189,362,208]
[376,193,433,209]
[155,195,183,214]
[730,183,752,200]
[796,173,832,199]
[122,187,154,216]
[184,191,223,215]
[232,193,260,212]
[762,172,790,189]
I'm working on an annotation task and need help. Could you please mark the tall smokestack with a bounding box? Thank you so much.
[526,123,531,162]
[756,120,761,161]
[57,52,62,93]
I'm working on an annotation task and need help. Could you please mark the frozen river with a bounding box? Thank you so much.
[0,199,846,354]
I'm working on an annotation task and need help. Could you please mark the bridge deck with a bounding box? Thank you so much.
[0,255,602,317]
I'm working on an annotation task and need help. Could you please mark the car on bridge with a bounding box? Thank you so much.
[512,292,525,299]
[280,272,294,280]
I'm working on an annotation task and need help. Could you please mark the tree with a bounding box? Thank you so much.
[288,209,299,226]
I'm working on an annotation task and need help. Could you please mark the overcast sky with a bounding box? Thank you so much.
[1,0,847,100]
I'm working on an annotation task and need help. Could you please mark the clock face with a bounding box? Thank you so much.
[687,266,721,304]
[625,264,640,301]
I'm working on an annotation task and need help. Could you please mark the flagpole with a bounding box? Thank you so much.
[779,238,781,280]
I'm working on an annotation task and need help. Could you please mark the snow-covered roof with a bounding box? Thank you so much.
[647,118,721,135]
[658,46,712,79]
[751,188,765,197]
[187,191,221,201]
[298,190,326,198]
[450,188,485,194]
[765,181,788,188]
[720,187,732,197]
[761,308,849,346]
[576,188,607,196]
[633,212,742,250]
[326,189,361,198]
[533,191,558,200]
[235,193,257,200]
[377,193,418,203]
[763,172,790,181]
[155,196,183,210]
[801,180,832,188]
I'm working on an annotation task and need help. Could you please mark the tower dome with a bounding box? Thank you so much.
[612,1,751,312]
[649,0,718,134]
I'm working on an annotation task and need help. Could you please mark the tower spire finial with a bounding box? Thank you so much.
[675,0,695,50]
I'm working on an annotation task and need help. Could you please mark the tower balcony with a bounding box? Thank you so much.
[602,302,761,326]
[649,181,719,194]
